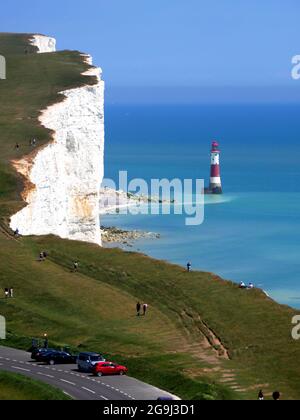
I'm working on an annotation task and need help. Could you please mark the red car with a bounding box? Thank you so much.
[92,361,128,377]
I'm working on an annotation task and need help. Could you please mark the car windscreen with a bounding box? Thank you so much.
[90,355,103,361]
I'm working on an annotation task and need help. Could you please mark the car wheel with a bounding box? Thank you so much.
[49,360,55,366]
[119,370,125,376]
[96,372,103,377]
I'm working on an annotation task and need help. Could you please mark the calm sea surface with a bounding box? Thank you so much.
[102,104,300,308]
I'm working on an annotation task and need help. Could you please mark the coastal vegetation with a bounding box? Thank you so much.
[1,33,300,400]
[0,371,70,400]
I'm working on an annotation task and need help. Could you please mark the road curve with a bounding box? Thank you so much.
[0,346,177,401]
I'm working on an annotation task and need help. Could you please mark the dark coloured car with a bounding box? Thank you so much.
[31,348,55,361]
[77,352,105,372]
[39,351,77,365]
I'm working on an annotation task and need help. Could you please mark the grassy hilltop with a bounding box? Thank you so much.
[0,33,300,400]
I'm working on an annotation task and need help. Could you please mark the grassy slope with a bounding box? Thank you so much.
[0,371,70,400]
[0,34,300,400]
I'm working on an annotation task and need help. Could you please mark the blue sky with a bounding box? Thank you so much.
[1,0,300,102]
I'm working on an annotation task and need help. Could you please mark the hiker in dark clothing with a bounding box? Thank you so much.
[258,390,264,400]
[143,304,148,316]
[39,252,45,262]
[14,228,19,237]
[73,261,79,272]
[15,143,20,150]
[136,302,141,317]
[44,335,49,349]
[187,262,192,272]
[273,391,281,401]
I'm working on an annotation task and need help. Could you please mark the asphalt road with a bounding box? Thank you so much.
[0,346,178,401]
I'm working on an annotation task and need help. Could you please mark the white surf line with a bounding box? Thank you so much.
[38,372,54,379]
[60,379,76,386]
[82,387,96,394]
[11,366,31,372]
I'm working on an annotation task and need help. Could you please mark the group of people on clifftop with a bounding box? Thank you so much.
[14,138,38,151]
[239,281,254,290]
[258,390,281,400]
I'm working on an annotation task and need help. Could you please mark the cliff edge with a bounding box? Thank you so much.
[9,35,105,245]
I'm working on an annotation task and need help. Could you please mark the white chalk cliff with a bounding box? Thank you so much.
[30,35,56,53]
[10,36,105,246]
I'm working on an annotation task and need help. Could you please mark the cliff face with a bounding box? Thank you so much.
[30,35,56,53]
[10,36,105,246]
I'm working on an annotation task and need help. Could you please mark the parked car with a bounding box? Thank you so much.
[77,352,105,372]
[92,361,128,377]
[31,348,55,361]
[38,351,77,365]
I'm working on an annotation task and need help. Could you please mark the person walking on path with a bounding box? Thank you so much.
[73,261,79,272]
[258,390,264,400]
[9,287,14,298]
[187,262,192,272]
[143,304,148,316]
[136,302,141,317]
[4,288,9,299]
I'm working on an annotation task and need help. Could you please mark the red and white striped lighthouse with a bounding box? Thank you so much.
[208,141,222,194]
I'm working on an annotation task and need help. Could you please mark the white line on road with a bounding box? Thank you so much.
[100,395,109,400]
[63,391,73,398]
[60,379,76,386]
[38,372,54,379]
[82,387,96,394]
[11,366,30,372]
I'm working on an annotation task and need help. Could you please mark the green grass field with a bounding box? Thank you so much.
[0,371,70,400]
[1,33,300,400]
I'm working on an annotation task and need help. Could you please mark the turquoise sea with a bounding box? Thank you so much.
[102,104,300,308]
